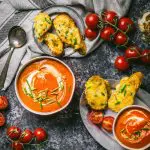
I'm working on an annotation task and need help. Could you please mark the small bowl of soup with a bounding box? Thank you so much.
[113,105,150,150]
[15,56,75,115]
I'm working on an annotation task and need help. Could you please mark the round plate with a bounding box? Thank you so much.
[33,5,85,56]
[79,79,150,150]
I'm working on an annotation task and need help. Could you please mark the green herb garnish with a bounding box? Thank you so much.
[120,84,126,93]
[86,86,91,89]
[142,128,149,131]
[59,81,64,90]
[134,131,141,137]
[65,31,69,36]
[45,18,52,24]
[115,101,121,105]
[40,102,43,110]
[23,77,65,110]
[101,92,105,96]
[26,80,34,97]
[124,90,127,96]
[72,38,77,45]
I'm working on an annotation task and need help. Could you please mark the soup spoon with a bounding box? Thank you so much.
[0,26,27,90]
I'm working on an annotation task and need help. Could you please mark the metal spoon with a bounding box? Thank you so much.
[0,26,27,89]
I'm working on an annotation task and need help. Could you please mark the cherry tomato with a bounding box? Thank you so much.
[100,26,115,41]
[85,13,99,29]
[20,129,33,143]
[141,49,150,64]
[34,128,47,142]
[0,96,8,110]
[102,116,114,132]
[11,141,23,150]
[102,10,118,24]
[125,46,141,58]
[115,56,130,71]
[0,113,5,127]
[88,111,104,124]
[118,17,134,32]
[114,32,128,46]
[85,28,98,40]
[7,126,22,140]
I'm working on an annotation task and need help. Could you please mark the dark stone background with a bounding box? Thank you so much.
[0,0,149,149]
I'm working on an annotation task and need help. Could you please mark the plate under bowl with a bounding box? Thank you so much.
[33,5,85,56]
[80,79,150,150]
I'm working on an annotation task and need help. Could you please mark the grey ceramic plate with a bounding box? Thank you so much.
[33,5,85,56]
[80,79,150,150]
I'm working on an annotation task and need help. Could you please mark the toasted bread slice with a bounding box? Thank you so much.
[108,72,143,112]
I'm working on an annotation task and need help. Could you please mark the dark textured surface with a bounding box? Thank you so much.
[0,0,150,150]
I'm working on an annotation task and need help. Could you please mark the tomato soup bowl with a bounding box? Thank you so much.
[15,56,75,115]
[113,105,150,150]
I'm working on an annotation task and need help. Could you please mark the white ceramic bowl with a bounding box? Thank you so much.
[15,56,75,115]
[113,105,150,150]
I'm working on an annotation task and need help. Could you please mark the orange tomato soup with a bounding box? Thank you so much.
[115,107,150,149]
[17,59,74,113]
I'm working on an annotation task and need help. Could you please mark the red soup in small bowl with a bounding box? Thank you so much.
[15,56,75,115]
[113,105,150,150]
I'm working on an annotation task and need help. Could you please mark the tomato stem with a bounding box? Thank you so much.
[127,52,150,60]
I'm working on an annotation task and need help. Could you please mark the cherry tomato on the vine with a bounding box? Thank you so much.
[102,10,118,25]
[85,28,98,40]
[0,113,5,127]
[102,116,114,132]
[85,13,99,29]
[0,96,8,110]
[100,26,115,41]
[114,32,128,46]
[7,126,22,140]
[34,128,47,142]
[11,141,23,150]
[125,46,141,59]
[141,49,150,64]
[88,111,104,124]
[118,17,134,32]
[115,56,130,71]
[20,129,33,143]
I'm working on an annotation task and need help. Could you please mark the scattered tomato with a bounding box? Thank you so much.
[20,129,33,143]
[7,126,22,140]
[0,96,8,110]
[102,10,118,24]
[88,111,104,124]
[125,46,141,58]
[115,56,130,71]
[11,141,23,150]
[102,116,114,132]
[100,26,115,41]
[34,128,47,142]
[118,17,134,32]
[141,49,150,64]
[114,32,128,46]
[0,113,5,127]
[85,28,98,40]
[85,13,99,29]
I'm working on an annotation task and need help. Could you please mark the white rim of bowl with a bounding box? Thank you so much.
[113,105,150,150]
[15,56,75,115]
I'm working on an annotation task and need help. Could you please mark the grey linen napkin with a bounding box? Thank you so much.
[0,0,132,90]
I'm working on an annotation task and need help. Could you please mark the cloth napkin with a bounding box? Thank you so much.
[0,0,132,90]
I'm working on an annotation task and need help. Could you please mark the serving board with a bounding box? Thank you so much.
[79,79,150,150]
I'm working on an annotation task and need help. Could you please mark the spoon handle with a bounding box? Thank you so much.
[0,47,10,59]
[0,47,14,90]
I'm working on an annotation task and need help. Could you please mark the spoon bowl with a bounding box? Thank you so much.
[8,26,27,48]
